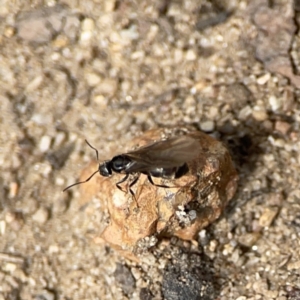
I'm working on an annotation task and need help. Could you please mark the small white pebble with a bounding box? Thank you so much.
[49,244,59,254]
[0,220,6,235]
[81,18,95,32]
[80,31,93,42]
[269,95,281,111]
[54,132,66,147]
[39,136,52,153]
[32,207,49,224]
[85,72,101,87]
[200,120,215,132]
[257,73,270,85]
[25,75,43,92]
[120,25,139,41]
[186,49,197,61]
[238,105,252,120]
[4,263,17,273]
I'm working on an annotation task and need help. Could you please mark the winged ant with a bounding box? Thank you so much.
[63,135,199,197]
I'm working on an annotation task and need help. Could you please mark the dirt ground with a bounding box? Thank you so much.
[1,0,300,299]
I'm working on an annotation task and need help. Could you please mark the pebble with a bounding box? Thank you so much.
[53,197,68,214]
[238,105,252,120]
[48,245,59,254]
[130,267,142,281]
[114,263,136,296]
[25,75,43,93]
[267,192,283,206]
[104,0,115,12]
[4,26,15,38]
[3,263,17,273]
[257,73,271,85]
[174,48,183,63]
[39,135,52,153]
[35,289,55,300]
[238,232,260,248]
[252,108,268,121]
[93,95,108,108]
[96,78,118,96]
[32,207,49,224]
[287,260,300,271]
[9,182,19,198]
[120,25,139,41]
[5,211,18,223]
[21,197,38,215]
[162,253,216,300]
[269,95,281,111]
[80,30,93,43]
[31,113,53,125]
[52,35,69,48]
[16,4,67,43]
[185,49,197,61]
[139,288,153,300]
[252,280,268,294]
[0,220,6,235]
[53,131,66,147]
[258,207,278,228]
[85,72,101,87]
[274,120,291,135]
[200,120,215,132]
[5,211,24,231]
[81,18,95,32]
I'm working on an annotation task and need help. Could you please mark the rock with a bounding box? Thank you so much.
[77,127,238,260]
[114,263,136,296]
[199,120,215,132]
[274,121,291,135]
[34,289,55,300]
[253,5,300,88]
[16,4,80,44]
[258,207,279,228]
[32,207,49,224]
[85,72,101,87]
[162,253,216,300]
[139,288,153,300]
[39,135,52,153]
[5,211,24,231]
[238,232,261,248]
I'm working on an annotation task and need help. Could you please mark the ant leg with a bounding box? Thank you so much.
[116,173,140,208]
[128,173,140,197]
[147,175,170,188]
[116,174,129,193]
[128,174,140,208]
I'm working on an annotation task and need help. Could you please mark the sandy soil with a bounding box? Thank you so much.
[1,0,300,299]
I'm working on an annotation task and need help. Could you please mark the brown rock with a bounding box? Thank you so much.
[274,120,291,136]
[78,127,238,259]
[16,4,80,44]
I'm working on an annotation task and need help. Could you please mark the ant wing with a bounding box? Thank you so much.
[123,135,199,172]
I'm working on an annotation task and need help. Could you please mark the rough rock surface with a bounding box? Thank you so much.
[78,127,238,259]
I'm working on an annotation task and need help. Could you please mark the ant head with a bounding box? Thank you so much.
[99,161,112,177]
[63,139,104,192]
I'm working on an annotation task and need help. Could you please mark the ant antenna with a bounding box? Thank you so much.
[85,139,99,161]
[63,139,100,192]
[63,169,99,192]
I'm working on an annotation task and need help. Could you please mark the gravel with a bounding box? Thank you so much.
[0,0,299,299]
